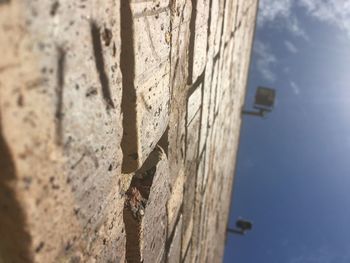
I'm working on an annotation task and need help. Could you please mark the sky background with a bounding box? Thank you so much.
[224,0,350,262]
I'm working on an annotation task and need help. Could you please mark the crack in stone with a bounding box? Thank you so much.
[187,0,198,85]
[123,150,160,263]
[90,21,115,110]
[55,46,65,145]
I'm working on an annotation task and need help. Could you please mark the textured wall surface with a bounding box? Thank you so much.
[0,0,257,262]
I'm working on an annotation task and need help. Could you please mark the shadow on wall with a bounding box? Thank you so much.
[0,114,32,262]
[120,0,138,173]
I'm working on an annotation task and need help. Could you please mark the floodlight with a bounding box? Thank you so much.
[242,87,276,117]
[227,218,253,236]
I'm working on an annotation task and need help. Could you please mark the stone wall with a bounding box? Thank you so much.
[0,0,258,262]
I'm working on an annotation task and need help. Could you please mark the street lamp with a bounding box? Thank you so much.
[242,87,276,117]
[227,218,253,236]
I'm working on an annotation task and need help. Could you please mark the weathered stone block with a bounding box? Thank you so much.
[0,1,127,262]
[124,147,170,263]
[141,149,170,263]
[167,170,184,234]
[122,1,171,173]
[167,216,182,263]
[189,0,210,83]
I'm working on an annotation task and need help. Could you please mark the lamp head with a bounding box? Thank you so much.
[236,219,253,232]
[254,87,276,112]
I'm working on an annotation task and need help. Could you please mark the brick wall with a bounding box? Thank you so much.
[0,0,258,262]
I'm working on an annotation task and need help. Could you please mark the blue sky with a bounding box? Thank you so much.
[224,1,350,262]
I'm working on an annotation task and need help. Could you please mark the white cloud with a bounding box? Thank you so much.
[258,0,292,26]
[258,0,308,39]
[298,0,350,38]
[286,15,309,40]
[290,81,300,95]
[284,40,298,53]
[258,0,350,39]
[254,40,277,82]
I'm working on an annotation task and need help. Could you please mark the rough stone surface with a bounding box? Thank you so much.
[139,148,169,263]
[167,216,182,263]
[0,0,258,262]
[123,147,169,263]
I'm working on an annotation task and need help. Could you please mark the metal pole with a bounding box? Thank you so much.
[241,110,263,117]
[227,228,245,235]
